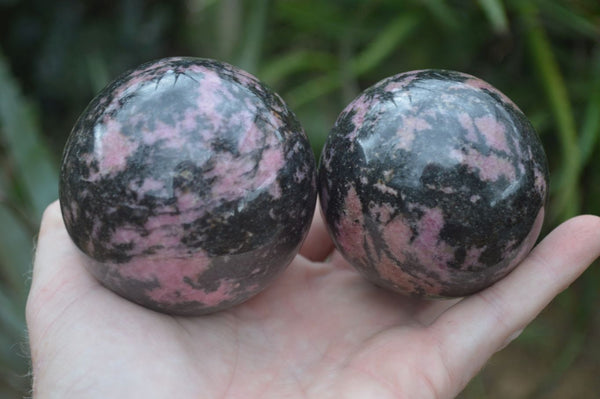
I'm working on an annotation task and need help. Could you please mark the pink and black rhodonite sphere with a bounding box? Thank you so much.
[59,57,316,315]
[319,70,548,298]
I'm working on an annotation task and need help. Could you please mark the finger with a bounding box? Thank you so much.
[26,200,98,326]
[299,207,335,262]
[429,215,600,388]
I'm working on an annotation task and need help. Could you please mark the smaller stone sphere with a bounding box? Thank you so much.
[59,57,317,315]
[318,69,548,298]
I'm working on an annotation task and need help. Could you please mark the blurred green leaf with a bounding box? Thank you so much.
[0,289,27,398]
[477,0,509,33]
[420,0,459,30]
[0,202,32,301]
[579,56,600,165]
[459,373,488,398]
[187,0,220,13]
[235,0,269,74]
[216,0,242,61]
[352,14,420,76]
[535,0,600,39]
[259,50,336,86]
[287,13,420,108]
[517,2,580,221]
[85,52,110,94]
[0,289,25,341]
[0,50,58,221]
[529,330,587,397]
[275,1,349,39]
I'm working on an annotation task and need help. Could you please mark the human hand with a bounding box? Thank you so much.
[26,201,600,398]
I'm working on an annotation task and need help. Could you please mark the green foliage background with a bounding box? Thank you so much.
[0,0,598,397]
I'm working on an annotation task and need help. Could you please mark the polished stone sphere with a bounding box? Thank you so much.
[60,57,316,315]
[318,69,548,297]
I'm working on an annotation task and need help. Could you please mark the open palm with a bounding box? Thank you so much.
[27,201,600,398]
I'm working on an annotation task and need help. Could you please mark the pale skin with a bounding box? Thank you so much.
[27,201,600,398]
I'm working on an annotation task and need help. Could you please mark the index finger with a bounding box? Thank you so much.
[429,215,600,387]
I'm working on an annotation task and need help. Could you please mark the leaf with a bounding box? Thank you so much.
[85,52,111,94]
[259,50,336,86]
[351,14,420,75]
[578,55,600,166]
[0,203,32,302]
[287,14,420,108]
[477,0,509,33]
[517,3,580,221]
[274,1,349,39]
[0,288,25,340]
[0,289,28,396]
[529,330,587,397]
[420,0,459,30]
[0,50,59,222]
[235,0,269,74]
[535,0,600,39]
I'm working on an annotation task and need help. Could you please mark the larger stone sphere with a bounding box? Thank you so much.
[59,57,316,315]
[318,69,548,297]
